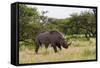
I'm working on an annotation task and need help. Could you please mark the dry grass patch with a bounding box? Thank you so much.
[19,38,96,64]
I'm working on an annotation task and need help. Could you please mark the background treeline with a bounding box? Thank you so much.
[19,4,96,44]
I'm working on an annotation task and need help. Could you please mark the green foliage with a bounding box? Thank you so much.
[19,41,35,51]
[19,4,40,41]
[67,11,96,40]
[19,4,96,48]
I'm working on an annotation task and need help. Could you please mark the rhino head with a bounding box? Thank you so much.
[60,38,71,49]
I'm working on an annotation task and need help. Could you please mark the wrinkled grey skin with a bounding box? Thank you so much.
[35,31,71,54]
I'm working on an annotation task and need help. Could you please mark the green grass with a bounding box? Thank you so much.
[19,38,96,64]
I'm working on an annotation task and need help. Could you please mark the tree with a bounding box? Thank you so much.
[79,11,96,37]
[40,11,48,25]
[19,4,40,41]
[68,11,96,39]
[69,13,80,34]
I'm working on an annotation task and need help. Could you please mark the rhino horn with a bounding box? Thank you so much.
[67,42,72,46]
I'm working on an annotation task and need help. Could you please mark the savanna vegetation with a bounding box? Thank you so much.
[19,4,96,64]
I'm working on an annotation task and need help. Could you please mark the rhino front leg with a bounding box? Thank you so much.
[52,43,58,53]
[56,45,62,51]
[55,42,62,51]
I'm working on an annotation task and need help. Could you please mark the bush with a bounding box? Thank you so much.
[19,41,35,51]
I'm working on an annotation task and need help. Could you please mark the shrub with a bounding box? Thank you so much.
[19,41,35,51]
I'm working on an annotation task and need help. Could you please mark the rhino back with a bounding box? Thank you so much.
[37,32,51,44]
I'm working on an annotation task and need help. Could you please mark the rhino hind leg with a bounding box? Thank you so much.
[44,43,49,49]
[35,47,39,54]
[35,41,40,54]
[35,45,40,54]
[44,43,49,54]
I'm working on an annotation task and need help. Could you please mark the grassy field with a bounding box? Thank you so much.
[19,38,96,64]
